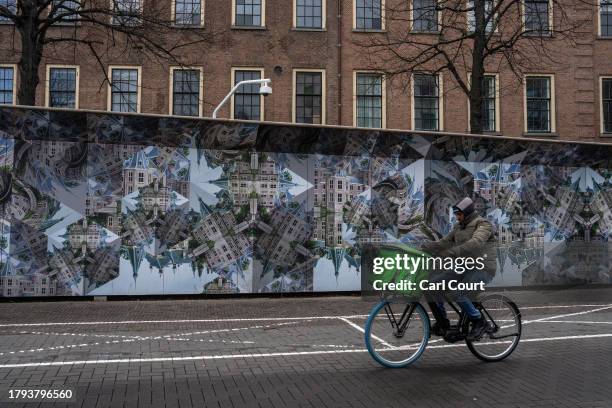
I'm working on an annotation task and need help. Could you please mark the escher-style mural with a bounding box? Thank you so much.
[1,107,611,296]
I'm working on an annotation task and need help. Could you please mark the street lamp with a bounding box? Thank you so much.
[212,79,272,119]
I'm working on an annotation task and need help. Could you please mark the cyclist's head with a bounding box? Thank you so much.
[452,197,475,223]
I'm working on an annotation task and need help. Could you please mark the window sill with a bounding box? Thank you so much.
[600,133,612,137]
[352,28,386,33]
[522,132,558,137]
[231,25,266,30]
[292,27,326,32]
[596,36,612,40]
[172,23,205,29]
[410,30,440,35]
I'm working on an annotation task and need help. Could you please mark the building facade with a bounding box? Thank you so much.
[0,1,611,142]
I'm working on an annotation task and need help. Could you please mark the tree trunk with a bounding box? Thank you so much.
[469,0,487,134]
[17,1,43,106]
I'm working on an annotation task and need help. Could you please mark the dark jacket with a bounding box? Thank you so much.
[423,213,497,276]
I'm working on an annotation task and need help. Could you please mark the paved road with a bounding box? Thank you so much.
[0,289,611,407]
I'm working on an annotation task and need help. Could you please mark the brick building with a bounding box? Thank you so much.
[0,1,611,141]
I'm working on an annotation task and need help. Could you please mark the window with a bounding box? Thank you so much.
[171,68,201,116]
[602,78,612,134]
[0,0,16,23]
[601,1,612,37]
[524,0,550,35]
[481,75,497,132]
[112,0,142,25]
[47,66,78,108]
[0,66,15,105]
[294,70,324,124]
[355,72,384,128]
[413,74,441,131]
[525,76,554,133]
[109,67,140,113]
[174,0,203,26]
[413,0,438,32]
[295,0,324,28]
[232,69,263,120]
[467,0,495,33]
[51,0,81,23]
[233,0,264,27]
[355,0,383,30]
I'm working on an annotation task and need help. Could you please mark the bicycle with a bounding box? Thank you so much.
[364,293,522,368]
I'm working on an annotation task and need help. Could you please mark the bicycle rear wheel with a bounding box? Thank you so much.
[364,299,430,368]
[466,294,521,362]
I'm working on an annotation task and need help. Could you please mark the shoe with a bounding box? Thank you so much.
[467,316,488,341]
[431,318,450,336]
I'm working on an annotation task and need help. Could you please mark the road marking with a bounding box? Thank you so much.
[338,317,394,349]
[523,304,612,325]
[0,303,610,327]
[1,332,612,368]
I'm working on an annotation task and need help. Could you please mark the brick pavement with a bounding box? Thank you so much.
[0,290,611,407]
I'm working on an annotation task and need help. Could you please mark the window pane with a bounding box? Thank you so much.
[356,0,382,30]
[481,75,496,132]
[602,0,612,37]
[467,0,495,32]
[603,78,612,133]
[356,73,383,128]
[524,0,549,34]
[112,0,142,25]
[49,68,77,108]
[0,0,16,23]
[51,0,81,23]
[175,0,201,25]
[526,77,551,132]
[0,67,14,104]
[111,68,139,112]
[173,69,200,116]
[413,0,438,32]
[235,0,262,27]
[296,72,323,124]
[296,0,322,28]
[414,74,439,130]
[234,70,261,120]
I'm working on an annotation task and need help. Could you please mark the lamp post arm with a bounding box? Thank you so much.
[212,79,271,119]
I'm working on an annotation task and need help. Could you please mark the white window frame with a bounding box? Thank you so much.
[353,70,387,129]
[410,0,441,32]
[599,0,612,37]
[292,69,326,124]
[466,0,499,34]
[230,67,265,121]
[171,0,205,26]
[293,0,326,29]
[521,0,554,34]
[523,74,556,134]
[466,73,500,133]
[107,65,142,113]
[231,0,266,27]
[110,0,142,26]
[45,65,80,109]
[411,73,444,131]
[169,66,203,116]
[0,64,17,105]
[353,0,386,31]
[600,76,612,135]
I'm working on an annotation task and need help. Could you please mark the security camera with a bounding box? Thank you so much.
[259,83,272,97]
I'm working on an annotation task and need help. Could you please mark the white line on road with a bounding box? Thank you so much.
[338,317,394,349]
[523,304,612,325]
[1,303,611,327]
[1,332,612,368]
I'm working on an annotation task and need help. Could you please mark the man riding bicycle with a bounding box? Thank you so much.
[421,197,497,341]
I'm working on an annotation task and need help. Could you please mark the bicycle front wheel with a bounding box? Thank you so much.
[466,294,522,362]
[364,300,430,368]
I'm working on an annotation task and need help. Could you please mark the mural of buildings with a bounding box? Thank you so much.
[1,106,612,296]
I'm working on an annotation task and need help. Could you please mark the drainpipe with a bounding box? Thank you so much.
[337,0,343,125]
